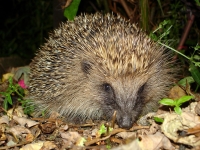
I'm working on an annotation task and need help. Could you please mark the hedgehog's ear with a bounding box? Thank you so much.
[81,60,92,74]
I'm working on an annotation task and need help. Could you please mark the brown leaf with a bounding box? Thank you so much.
[39,122,56,134]
[168,85,186,100]
[20,141,44,150]
[112,132,174,150]
[159,112,200,147]
[60,131,81,147]
[0,115,9,125]
[8,125,31,140]
[25,133,34,142]
[186,124,200,136]
[13,116,39,127]
[41,141,57,150]
[195,101,200,115]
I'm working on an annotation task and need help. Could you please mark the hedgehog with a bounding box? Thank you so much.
[28,13,176,129]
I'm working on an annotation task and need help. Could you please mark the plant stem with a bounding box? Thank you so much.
[158,41,191,60]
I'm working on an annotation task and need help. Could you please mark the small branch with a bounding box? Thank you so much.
[177,14,195,50]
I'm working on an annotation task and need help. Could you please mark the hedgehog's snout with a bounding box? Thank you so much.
[117,114,133,129]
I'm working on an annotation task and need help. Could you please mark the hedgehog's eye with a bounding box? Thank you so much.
[102,83,113,93]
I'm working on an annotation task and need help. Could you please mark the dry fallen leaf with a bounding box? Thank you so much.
[195,101,200,115]
[39,121,57,134]
[158,112,200,147]
[168,85,186,100]
[8,126,31,137]
[182,102,197,114]
[137,112,156,126]
[116,131,137,139]
[13,116,39,127]
[25,133,34,142]
[0,133,7,141]
[2,73,14,82]
[149,122,159,134]
[60,131,82,147]
[91,128,98,137]
[41,141,57,149]
[112,132,174,150]
[7,106,27,118]
[75,137,86,146]
[7,140,17,147]
[20,141,44,150]
[0,115,9,124]
[187,124,200,135]
[59,124,69,131]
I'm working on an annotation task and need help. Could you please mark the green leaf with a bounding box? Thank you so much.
[18,99,35,115]
[194,62,200,68]
[177,95,194,106]
[194,0,200,6]
[154,117,164,123]
[149,32,158,41]
[8,76,13,85]
[174,106,182,114]
[64,0,81,20]
[159,98,175,106]
[0,92,6,97]
[6,94,12,105]
[189,63,200,86]
[3,99,8,110]
[99,124,107,135]
[157,0,164,16]
[194,55,200,61]
[18,86,24,94]
[106,145,111,149]
[178,76,195,87]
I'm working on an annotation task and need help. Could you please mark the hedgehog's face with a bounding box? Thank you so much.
[98,76,147,129]
[80,35,166,128]
[82,59,152,129]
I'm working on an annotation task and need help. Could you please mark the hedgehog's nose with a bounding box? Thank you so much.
[118,115,133,129]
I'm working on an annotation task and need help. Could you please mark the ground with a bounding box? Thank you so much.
[0,71,200,150]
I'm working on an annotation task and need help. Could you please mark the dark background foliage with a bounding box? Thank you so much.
[0,0,200,66]
[0,0,53,60]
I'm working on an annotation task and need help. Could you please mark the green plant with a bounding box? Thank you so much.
[154,117,164,123]
[98,124,113,135]
[150,17,200,91]
[140,0,150,32]
[178,76,195,87]
[106,145,111,149]
[150,1,184,46]
[150,19,173,42]
[0,76,34,114]
[64,0,81,20]
[160,43,200,91]
[1,76,23,110]
[0,0,53,59]
[96,124,113,149]
[159,95,194,114]
[195,0,200,6]
[18,99,34,115]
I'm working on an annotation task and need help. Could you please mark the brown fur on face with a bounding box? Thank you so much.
[29,13,176,129]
